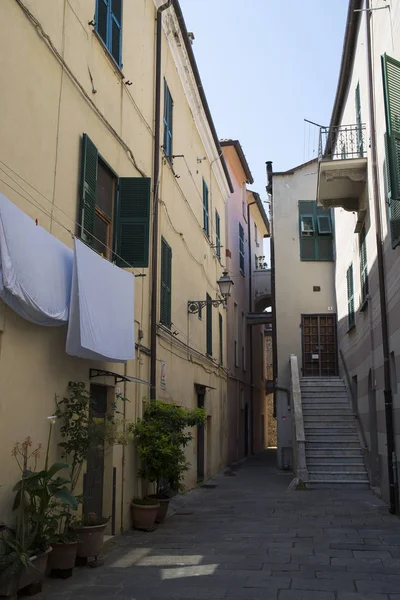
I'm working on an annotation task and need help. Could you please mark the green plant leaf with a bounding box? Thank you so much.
[52,487,78,510]
[46,462,70,479]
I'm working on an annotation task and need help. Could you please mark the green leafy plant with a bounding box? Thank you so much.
[129,400,206,498]
[72,512,109,528]
[131,497,159,506]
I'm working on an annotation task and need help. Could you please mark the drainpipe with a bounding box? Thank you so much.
[266,161,277,417]
[247,199,256,455]
[365,0,398,514]
[150,0,172,400]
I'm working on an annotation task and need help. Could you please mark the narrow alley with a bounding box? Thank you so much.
[41,451,400,600]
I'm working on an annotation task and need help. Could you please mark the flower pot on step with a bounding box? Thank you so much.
[131,500,160,531]
[74,524,107,559]
[146,495,170,524]
[48,540,78,572]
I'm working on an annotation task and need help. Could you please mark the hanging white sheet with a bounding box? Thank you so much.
[66,238,135,362]
[0,194,73,326]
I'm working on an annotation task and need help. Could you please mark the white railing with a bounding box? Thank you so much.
[289,354,308,482]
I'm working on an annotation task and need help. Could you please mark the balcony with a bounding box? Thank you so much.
[317,124,368,214]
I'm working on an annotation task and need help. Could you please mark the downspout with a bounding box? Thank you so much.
[247,199,256,455]
[365,0,398,514]
[266,161,277,417]
[150,0,172,400]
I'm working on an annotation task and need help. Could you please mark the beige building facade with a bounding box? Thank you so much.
[316,0,400,510]
[272,160,337,468]
[0,0,232,533]
[221,141,270,462]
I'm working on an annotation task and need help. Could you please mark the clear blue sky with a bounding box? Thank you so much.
[179,0,349,198]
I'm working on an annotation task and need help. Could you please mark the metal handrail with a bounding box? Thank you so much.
[319,123,366,161]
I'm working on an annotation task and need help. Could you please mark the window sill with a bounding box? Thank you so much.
[92,29,124,78]
[240,270,246,278]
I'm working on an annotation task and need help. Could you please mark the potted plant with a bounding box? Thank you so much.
[130,497,160,531]
[0,424,77,596]
[55,382,128,562]
[129,400,206,525]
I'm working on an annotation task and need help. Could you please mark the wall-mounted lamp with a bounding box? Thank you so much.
[188,271,234,314]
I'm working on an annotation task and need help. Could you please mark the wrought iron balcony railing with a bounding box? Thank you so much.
[318,124,366,161]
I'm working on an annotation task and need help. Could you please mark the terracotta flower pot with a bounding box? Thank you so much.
[48,540,78,572]
[131,501,160,531]
[146,496,171,524]
[74,524,107,559]
[0,547,53,597]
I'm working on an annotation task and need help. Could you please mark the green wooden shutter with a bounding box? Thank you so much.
[215,210,221,259]
[80,133,98,246]
[163,80,173,161]
[385,132,400,248]
[160,238,172,328]
[347,264,355,330]
[203,180,209,236]
[382,54,400,202]
[206,293,212,356]
[115,177,151,268]
[299,201,316,260]
[316,205,333,261]
[359,226,369,304]
[219,313,223,366]
[95,0,108,47]
[239,223,245,273]
[355,82,364,157]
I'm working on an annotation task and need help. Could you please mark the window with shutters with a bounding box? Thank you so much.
[355,83,364,157]
[299,201,333,261]
[359,225,369,308]
[79,133,151,267]
[203,180,209,237]
[215,210,221,259]
[382,54,400,249]
[219,313,223,366]
[239,223,245,274]
[95,0,122,67]
[163,80,173,162]
[347,263,355,330]
[160,238,172,329]
[206,293,212,356]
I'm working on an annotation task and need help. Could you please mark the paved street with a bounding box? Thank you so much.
[41,451,400,600]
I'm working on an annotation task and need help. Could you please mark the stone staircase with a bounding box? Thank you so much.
[301,377,369,488]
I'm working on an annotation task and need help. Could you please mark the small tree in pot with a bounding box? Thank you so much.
[129,400,206,526]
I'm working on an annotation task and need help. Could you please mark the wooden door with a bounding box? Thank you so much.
[84,384,107,518]
[302,314,338,377]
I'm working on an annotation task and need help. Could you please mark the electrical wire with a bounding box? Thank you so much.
[0,163,144,276]
[158,337,227,379]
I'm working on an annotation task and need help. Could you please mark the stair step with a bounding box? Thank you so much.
[308,471,368,481]
[303,416,355,423]
[307,463,366,472]
[304,423,356,430]
[306,440,360,448]
[301,392,349,398]
[302,409,354,415]
[307,481,370,489]
[306,450,363,457]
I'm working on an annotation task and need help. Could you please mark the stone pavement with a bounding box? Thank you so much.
[40,450,400,600]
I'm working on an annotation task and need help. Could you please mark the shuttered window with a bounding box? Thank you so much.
[160,238,172,329]
[239,223,245,274]
[219,313,223,366]
[359,225,369,307]
[206,293,212,356]
[215,210,221,259]
[95,0,122,67]
[382,54,400,248]
[203,180,209,236]
[299,201,333,261]
[355,82,364,157]
[347,264,355,330]
[163,80,173,162]
[79,133,150,267]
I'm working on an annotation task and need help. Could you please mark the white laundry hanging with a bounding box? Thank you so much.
[66,238,135,362]
[0,194,73,326]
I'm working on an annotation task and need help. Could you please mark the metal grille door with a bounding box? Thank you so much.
[302,314,338,377]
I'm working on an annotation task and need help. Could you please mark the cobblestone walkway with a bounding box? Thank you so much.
[41,451,400,600]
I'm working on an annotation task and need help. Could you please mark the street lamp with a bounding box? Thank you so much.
[188,271,234,314]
